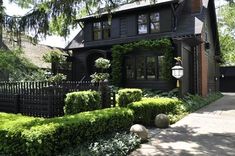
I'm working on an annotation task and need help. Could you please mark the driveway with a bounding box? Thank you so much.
[130,93,235,156]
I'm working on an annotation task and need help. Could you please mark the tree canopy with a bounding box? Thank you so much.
[218,1,235,66]
[2,0,155,41]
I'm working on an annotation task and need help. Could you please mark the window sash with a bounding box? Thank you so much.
[150,22,160,33]
[93,30,102,40]
[150,12,160,22]
[146,57,157,80]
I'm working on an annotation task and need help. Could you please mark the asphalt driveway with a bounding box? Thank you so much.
[130,93,235,156]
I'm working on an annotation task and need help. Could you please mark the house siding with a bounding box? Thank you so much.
[205,4,220,93]
[84,22,93,42]
[127,15,137,37]
[111,18,120,38]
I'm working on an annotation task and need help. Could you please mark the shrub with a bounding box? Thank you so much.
[118,88,142,107]
[0,108,134,155]
[183,92,223,112]
[64,90,101,115]
[61,132,141,156]
[128,97,182,125]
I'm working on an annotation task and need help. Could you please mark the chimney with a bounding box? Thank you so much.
[191,0,202,13]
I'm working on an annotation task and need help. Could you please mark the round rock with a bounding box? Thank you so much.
[130,124,148,141]
[154,114,169,128]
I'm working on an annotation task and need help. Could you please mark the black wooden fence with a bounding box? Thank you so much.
[0,81,115,118]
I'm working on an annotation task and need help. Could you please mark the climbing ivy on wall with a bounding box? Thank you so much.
[111,38,174,86]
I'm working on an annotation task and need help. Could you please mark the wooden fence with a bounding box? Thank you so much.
[0,81,115,118]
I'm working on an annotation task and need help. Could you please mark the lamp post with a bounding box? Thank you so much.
[172,62,184,88]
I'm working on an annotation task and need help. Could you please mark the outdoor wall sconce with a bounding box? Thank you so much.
[172,58,184,87]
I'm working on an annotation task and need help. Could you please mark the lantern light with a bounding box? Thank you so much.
[172,63,184,79]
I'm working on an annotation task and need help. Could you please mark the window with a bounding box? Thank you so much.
[125,55,164,81]
[93,22,102,40]
[103,21,111,39]
[150,12,160,33]
[136,57,145,80]
[137,12,160,34]
[158,56,164,80]
[126,57,135,79]
[93,21,111,40]
[138,14,148,34]
[147,57,156,79]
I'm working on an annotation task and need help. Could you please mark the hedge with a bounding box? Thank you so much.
[64,91,101,115]
[128,97,182,125]
[0,108,134,155]
[117,88,142,107]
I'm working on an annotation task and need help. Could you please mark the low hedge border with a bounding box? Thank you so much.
[128,97,182,125]
[0,108,134,156]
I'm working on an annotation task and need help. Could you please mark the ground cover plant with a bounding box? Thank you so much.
[60,132,141,156]
[167,92,223,124]
[0,108,134,156]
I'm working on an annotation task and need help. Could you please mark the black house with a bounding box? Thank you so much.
[65,0,221,97]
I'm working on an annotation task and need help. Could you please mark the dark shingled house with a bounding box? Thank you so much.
[65,0,220,96]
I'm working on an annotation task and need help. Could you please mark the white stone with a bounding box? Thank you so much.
[154,114,169,128]
[130,124,149,141]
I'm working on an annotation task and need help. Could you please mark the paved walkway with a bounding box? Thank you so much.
[130,93,235,156]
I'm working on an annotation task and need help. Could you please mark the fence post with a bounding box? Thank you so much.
[14,94,20,113]
[100,81,111,108]
[48,87,54,118]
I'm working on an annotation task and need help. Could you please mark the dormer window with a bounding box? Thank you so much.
[93,21,111,40]
[93,22,102,40]
[138,14,148,34]
[103,21,111,39]
[138,12,160,35]
[150,12,160,33]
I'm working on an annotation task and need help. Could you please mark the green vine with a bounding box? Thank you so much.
[111,38,174,86]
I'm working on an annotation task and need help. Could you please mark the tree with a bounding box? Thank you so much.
[0,0,157,45]
[218,2,235,65]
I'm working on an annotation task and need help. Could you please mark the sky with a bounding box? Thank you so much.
[2,0,228,48]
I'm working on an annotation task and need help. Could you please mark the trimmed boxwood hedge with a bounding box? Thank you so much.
[0,108,134,156]
[128,97,182,125]
[64,90,101,115]
[118,88,142,107]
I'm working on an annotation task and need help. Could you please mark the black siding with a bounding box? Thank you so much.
[160,9,172,32]
[127,15,137,37]
[111,18,120,38]
[84,23,92,42]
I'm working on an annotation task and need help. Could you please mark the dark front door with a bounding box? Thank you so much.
[87,53,104,76]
